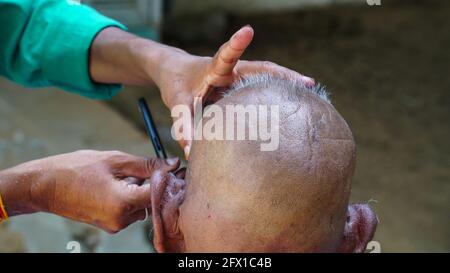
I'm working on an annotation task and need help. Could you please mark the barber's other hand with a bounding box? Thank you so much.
[150,25,314,158]
[5,150,180,233]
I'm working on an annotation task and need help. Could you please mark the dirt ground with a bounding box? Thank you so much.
[110,1,449,252]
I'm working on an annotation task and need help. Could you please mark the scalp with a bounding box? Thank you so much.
[180,79,356,252]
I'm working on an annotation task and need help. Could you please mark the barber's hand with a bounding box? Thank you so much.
[1,150,180,233]
[151,26,314,158]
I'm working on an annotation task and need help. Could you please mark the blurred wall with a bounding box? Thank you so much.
[82,0,162,39]
[171,0,364,15]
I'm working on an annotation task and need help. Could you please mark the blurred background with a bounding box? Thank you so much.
[0,0,448,252]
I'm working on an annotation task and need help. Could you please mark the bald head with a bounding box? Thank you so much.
[152,75,377,253]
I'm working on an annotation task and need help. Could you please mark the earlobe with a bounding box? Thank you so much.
[338,203,378,253]
[150,170,168,253]
[150,170,186,253]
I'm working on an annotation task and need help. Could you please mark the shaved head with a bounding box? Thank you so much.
[151,75,377,253]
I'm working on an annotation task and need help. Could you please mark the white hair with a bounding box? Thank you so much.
[223,73,331,104]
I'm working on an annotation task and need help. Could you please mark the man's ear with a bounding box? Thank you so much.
[150,169,186,253]
[338,203,378,253]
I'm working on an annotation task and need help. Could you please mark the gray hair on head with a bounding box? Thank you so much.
[224,73,331,104]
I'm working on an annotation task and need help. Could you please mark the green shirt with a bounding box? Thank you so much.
[0,0,126,99]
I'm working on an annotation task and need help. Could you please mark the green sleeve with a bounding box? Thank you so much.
[0,0,127,99]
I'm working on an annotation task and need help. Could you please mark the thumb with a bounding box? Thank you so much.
[118,156,180,179]
[124,167,180,211]
[207,25,254,85]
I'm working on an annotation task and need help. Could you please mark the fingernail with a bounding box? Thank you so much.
[233,25,252,39]
[184,146,191,159]
[303,76,315,87]
[166,157,179,166]
[233,29,243,39]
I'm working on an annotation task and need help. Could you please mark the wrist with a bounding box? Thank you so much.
[90,27,155,86]
[0,161,43,216]
[129,38,181,86]
[136,40,209,109]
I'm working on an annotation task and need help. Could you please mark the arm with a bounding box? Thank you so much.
[0,150,180,233]
[0,0,125,99]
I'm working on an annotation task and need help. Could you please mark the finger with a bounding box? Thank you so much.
[172,114,193,159]
[127,183,152,210]
[174,128,191,160]
[184,145,191,160]
[116,156,180,179]
[209,25,254,81]
[176,138,191,160]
